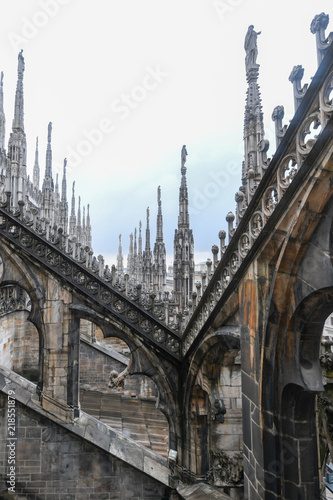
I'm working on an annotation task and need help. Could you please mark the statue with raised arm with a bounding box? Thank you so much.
[18,50,25,73]
[244,25,261,72]
[181,145,188,168]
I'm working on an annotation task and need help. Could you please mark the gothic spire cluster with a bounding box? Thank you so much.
[0,51,198,324]
[117,145,194,315]
[0,51,92,249]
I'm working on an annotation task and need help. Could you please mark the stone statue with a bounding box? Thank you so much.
[244,25,261,72]
[18,50,25,73]
[213,398,227,423]
[181,145,188,167]
[108,367,129,390]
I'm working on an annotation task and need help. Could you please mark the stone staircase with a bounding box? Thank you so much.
[80,390,169,458]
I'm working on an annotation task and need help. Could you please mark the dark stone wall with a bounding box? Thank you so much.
[0,393,175,499]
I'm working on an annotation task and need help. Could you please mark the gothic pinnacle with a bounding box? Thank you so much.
[71,181,75,216]
[12,50,25,133]
[156,186,163,242]
[61,159,67,202]
[44,122,53,188]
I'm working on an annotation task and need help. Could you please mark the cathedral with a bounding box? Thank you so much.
[0,10,333,500]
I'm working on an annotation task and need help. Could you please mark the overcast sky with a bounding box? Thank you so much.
[0,0,332,266]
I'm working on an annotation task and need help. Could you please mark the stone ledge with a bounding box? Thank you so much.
[80,336,130,366]
[0,366,170,486]
[177,482,232,499]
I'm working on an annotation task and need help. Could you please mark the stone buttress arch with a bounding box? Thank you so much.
[259,168,333,498]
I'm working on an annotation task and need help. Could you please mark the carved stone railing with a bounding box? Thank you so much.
[182,34,333,356]
[0,208,181,360]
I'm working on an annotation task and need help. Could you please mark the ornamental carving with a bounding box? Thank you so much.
[9,225,19,237]
[208,293,215,312]
[20,232,33,247]
[35,243,46,257]
[86,280,99,294]
[59,259,72,276]
[113,299,125,313]
[127,309,139,322]
[230,252,239,275]
[213,399,226,423]
[73,271,85,285]
[207,451,243,487]
[166,335,180,353]
[222,268,230,287]
[0,285,31,317]
[140,319,152,333]
[320,351,333,370]
[263,185,278,217]
[278,154,298,192]
[100,289,112,304]
[296,112,321,157]
[46,252,59,266]
[320,70,333,117]
[251,211,263,238]
[239,233,250,258]
[214,280,222,301]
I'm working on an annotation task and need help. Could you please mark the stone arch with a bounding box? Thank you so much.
[277,289,333,499]
[0,242,46,393]
[70,304,178,451]
[257,174,333,497]
[182,327,242,488]
[0,282,40,382]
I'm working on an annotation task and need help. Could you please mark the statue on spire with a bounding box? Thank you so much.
[181,145,188,168]
[18,50,25,73]
[244,25,261,72]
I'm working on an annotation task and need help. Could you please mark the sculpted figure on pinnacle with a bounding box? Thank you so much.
[244,25,261,72]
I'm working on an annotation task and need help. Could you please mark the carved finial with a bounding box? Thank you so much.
[147,207,150,224]
[157,185,161,205]
[244,25,261,73]
[272,105,287,149]
[0,72,3,86]
[289,65,308,112]
[310,13,333,65]
[72,181,75,195]
[119,234,122,243]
